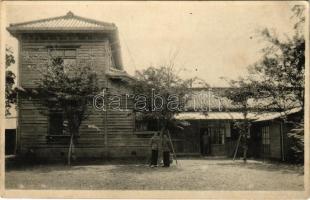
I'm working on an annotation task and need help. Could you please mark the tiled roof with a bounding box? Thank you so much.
[175,112,254,120]
[185,88,301,112]
[7,11,116,33]
[254,107,302,122]
[7,11,124,70]
[186,88,240,111]
[174,107,302,121]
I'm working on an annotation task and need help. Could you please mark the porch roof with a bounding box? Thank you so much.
[174,107,302,121]
[175,112,258,120]
[106,68,135,82]
[254,107,302,122]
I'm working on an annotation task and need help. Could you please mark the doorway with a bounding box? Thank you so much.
[200,128,211,156]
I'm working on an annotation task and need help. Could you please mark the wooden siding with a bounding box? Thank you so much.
[17,33,149,159]
[20,34,114,88]
[269,122,282,159]
[250,121,283,160]
[18,96,152,158]
[17,33,239,160]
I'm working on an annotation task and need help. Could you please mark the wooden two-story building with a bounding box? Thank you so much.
[7,11,147,161]
[7,12,302,162]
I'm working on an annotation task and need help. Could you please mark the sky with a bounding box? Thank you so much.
[3,1,301,87]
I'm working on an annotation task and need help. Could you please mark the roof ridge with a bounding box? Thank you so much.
[9,15,67,27]
[72,14,116,28]
[9,11,116,29]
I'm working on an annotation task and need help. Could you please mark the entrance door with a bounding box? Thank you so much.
[210,127,226,156]
[201,127,226,156]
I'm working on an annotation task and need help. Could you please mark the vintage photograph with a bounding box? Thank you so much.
[1,1,308,197]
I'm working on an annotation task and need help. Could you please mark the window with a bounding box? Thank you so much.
[209,127,225,145]
[261,125,271,156]
[135,120,148,131]
[134,112,158,131]
[49,111,63,135]
[135,119,159,131]
[262,126,270,145]
[49,48,77,73]
[48,111,68,135]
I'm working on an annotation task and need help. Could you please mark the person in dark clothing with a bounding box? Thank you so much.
[202,131,211,155]
[162,134,171,167]
[149,132,160,167]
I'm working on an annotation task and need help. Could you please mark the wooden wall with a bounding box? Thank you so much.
[269,122,282,159]
[17,33,154,160]
[169,120,237,157]
[20,33,113,88]
[250,121,283,160]
[17,33,243,160]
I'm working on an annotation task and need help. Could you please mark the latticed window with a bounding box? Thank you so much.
[261,125,271,156]
[209,127,225,145]
[48,48,77,73]
[262,126,270,144]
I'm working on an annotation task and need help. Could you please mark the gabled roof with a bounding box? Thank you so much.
[7,11,117,34]
[7,11,124,70]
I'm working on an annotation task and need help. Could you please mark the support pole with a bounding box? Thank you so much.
[104,86,108,158]
[68,134,74,165]
[233,133,242,161]
[167,130,178,165]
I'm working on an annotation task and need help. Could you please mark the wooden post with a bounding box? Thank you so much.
[233,133,242,161]
[16,37,22,155]
[280,122,285,161]
[167,130,178,165]
[68,134,74,165]
[198,120,201,155]
[104,85,108,158]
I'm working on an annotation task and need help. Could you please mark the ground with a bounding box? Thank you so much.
[5,158,304,190]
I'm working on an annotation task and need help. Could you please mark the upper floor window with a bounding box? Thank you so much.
[48,48,77,73]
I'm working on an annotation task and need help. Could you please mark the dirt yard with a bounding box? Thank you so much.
[5,158,304,190]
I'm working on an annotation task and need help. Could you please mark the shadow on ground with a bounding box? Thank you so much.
[216,160,304,175]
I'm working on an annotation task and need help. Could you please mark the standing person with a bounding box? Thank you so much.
[202,131,211,155]
[149,132,160,167]
[162,134,171,167]
[207,132,211,155]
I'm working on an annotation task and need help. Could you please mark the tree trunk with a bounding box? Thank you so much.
[68,134,74,165]
[243,134,248,163]
[66,109,80,166]
[167,130,178,165]
[243,143,247,163]
[158,120,167,165]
